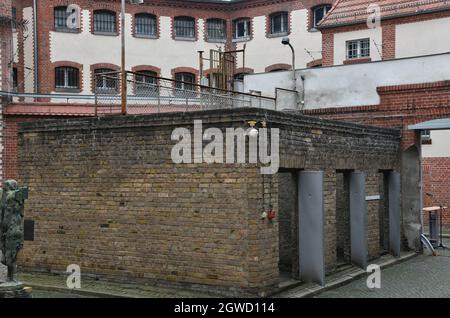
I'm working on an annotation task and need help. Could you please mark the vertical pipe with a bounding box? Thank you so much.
[121,0,126,115]
[33,0,38,95]
[198,51,204,81]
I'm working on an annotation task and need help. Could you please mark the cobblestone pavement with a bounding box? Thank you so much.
[317,253,450,298]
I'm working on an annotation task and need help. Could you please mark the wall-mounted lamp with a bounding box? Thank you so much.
[247,120,267,138]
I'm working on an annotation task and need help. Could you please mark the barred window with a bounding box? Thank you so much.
[175,72,195,91]
[55,67,79,89]
[94,68,118,92]
[135,71,158,95]
[207,19,226,41]
[174,16,195,39]
[135,13,157,37]
[54,6,70,30]
[313,5,332,28]
[233,18,251,39]
[270,12,288,35]
[94,10,116,34]
[346,38,370,59]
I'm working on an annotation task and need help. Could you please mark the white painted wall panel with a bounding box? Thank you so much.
[422,130,450,158]
[396,17,450,58]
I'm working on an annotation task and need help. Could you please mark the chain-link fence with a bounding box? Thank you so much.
[94,71,277,115]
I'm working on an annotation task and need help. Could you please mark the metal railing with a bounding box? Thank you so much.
[0,71,300,116]
[93,71,277,115]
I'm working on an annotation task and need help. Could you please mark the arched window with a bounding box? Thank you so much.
[207,19,226,41]
[94,68,118,93]
[174,16,195,39]
[55,66,80,89]
[174,72,195,91]
[94,10,116,34]
[135,71,158,95]
[270,12,288,35]
[54,6,69,30]
[313,5,332,28]
[135,13,157,37]
[233,18,251,40]
[269,69,286,73]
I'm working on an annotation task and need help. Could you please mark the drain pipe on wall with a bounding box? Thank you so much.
[33,0,38,94]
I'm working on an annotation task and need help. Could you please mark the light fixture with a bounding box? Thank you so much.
[247,120,259,138]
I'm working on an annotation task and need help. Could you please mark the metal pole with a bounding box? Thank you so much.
[121,0,127,115]
[288,43,296,88]
[33,0,39,96]
[288,43,301,110]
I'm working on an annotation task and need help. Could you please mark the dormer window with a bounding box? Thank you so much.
[346,38,370,59]
[313,4,332,28]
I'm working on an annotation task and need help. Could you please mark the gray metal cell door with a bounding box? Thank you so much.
[350,172,368,269]
[389,171,401,257]
[298,171,325,286]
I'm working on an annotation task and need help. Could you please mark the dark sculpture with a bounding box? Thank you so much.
[0,180,28,282]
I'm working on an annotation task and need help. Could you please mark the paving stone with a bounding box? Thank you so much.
[316,254,450,298]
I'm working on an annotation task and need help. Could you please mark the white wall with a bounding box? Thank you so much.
[396,17,450,59]
[333,27,383,65]
[12,31,18,64]
[244,53,450,109]
[23,6,35,94]
[236,9,323,72]
[50,10,221,94]
[49,8,322,94]
[422,130,450,158]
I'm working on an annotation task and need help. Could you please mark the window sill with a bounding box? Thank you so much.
[93,31,119,37]
[232,37,251,43]
[95,90,119,95]
[55,88,82,93]
[174,37,196,42]
[343,57,372,65]
[54,28,81,34]
[309,27,320,33]
[267,32,289,38]
[206,39,227,44]
[134,34,157,39]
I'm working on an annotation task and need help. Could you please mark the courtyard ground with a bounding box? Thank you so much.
[316,253,450,298]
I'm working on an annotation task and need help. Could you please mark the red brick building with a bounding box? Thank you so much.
[1,0,449,225]
[0,0,13,182]
[318,0,450,66]
[9,0,335,97]
[315,0,450,224]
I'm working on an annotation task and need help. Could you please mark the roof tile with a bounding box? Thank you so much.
[319,0,450,28]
